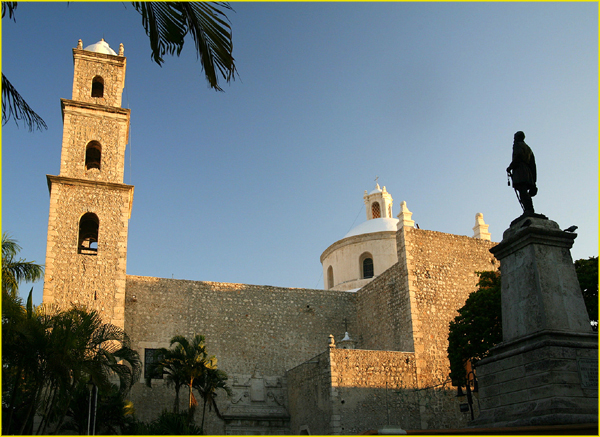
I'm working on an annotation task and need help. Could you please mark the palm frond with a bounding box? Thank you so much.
[1,2,17,21]
[2,233,44,296]
[2,74,48,131]
[132,2,236,91]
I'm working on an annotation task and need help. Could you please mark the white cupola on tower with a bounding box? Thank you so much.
[364,183,394,220]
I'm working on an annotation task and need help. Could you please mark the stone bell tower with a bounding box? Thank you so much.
[43,39,133,329]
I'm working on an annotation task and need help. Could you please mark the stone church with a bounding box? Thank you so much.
[42,40,499,434]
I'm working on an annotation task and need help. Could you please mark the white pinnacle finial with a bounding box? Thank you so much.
[473,213,491,240]
[77,39,83,49]
[397,201,415,229]
[118,43,124,56]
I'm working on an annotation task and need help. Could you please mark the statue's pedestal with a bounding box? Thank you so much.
[471,217,598,427]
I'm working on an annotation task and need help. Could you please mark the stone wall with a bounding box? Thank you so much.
[399,227,498,389]
[124,276,357,429]
[356,263,414,352]
[329,348,419,433]
[287,351,335,435]
[287,347,473,433]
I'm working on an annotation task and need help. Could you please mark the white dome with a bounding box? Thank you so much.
[83,39,117,55]
[344,217,399,239]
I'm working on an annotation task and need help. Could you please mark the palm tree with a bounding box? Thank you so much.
[1,298,142,434]
[2,2,237,131]
[2,289,49,434]
[2,233,44,297]
[194,366,231,432]
[147,334,217,423]
[36,307,142,434]
[169,335,216,415]
[146,347,188,413]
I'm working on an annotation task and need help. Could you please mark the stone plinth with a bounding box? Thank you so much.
[471,216,598,428]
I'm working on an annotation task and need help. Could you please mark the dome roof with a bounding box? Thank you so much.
[343,217,399,239]
[83,39,117,55]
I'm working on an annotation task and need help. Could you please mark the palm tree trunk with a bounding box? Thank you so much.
[211,397,225,420]
[51,379,78,434]
[37,382,59,435]
[174,385,180,413]
[20,379,44,435]
[201,397,208,433]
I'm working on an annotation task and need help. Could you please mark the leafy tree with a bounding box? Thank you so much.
[2,2,237,131]
[447,270,502,387]
[575,256,598,330]
[2,232,44,297]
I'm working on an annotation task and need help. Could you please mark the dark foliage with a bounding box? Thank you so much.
[575,256,598,330]
[447,271,502,386]
[124,411,203,435]
[132,2,237,91]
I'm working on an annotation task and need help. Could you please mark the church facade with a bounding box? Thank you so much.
[43,40,498,434]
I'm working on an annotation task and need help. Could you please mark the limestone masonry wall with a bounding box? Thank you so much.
[356,263,414,352]
[125,276,357,427]
[287,350,335,435]
[287,347,471,433]
[401,228,498,389]
[125,276,357,374]
[329,348,419,433]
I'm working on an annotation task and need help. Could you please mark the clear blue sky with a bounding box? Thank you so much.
[2,2,598,305]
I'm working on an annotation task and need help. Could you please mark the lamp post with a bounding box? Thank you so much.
[86,378,93,435]
[456,370,478,420]
[86,378,98,435]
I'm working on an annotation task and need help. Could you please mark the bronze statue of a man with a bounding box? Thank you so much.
[507,131,537,214]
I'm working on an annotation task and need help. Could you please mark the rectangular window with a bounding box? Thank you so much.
[145,348,164,379]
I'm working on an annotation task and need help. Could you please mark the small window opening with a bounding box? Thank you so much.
[388,205,392,218]
[145,348,164,380]
[327,266,334,289]
[362,257,374,279]
[78,213,99,255]
[91,76,104,98]
[372,202,381,219]
[85,141,102,170]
